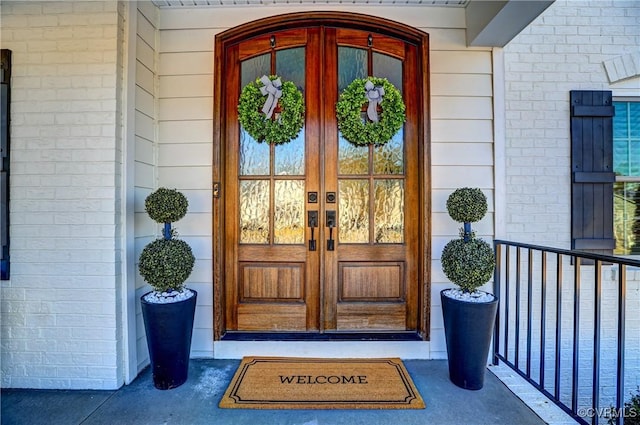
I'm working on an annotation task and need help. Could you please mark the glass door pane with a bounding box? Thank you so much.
[336,46,405,244]
[239,48,306,245]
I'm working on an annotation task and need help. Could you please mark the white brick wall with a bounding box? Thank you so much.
[502,0,640,411]
[502,0,640,247]
[0,1,124,390]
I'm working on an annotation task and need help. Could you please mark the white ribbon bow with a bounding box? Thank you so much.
[259,75,282,119]
[364,80,385,123]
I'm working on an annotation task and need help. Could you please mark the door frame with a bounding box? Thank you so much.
[212,11,431,340]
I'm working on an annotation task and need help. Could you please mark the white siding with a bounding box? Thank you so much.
[133,0,159,376]
[157,5,496,359]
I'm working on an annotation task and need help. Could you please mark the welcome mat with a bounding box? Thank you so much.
[219,357,425,409]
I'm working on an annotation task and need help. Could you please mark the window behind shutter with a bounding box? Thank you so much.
[570,90,615,257]
[1,49,10,280]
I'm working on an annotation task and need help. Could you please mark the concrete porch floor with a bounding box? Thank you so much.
[1,359,571,425]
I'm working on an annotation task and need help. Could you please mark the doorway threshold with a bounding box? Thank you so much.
[221,332,422,341]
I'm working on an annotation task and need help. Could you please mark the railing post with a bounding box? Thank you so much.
[592,260,602,425]
[616,265,626,425]
[493,242,502,365]
[540,251,547,388]
[572,256,581,416]
[491,241,639,425]
[515,247,521,369]
[505,245,511,363]
[526,248,533,379]
[555,253,563,401]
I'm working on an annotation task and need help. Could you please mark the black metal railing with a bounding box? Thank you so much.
[493,240,640,425]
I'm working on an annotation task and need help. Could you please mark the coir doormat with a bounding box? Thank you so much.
[219,357,425,409]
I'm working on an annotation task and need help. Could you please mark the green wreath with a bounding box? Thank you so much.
[238,75,305,145]
[336,77,405,147]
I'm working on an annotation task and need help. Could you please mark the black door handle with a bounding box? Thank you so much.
[308,211,318,251]
[326,211,336,251]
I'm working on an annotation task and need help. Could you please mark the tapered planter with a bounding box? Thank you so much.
[141,290,197,390]
[441,289,498,390]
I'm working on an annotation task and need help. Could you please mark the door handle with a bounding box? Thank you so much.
[307,211,318,251]
[326,211,336,251]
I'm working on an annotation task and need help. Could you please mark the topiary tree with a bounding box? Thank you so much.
[138,188,195,293]
[441,188,495,293]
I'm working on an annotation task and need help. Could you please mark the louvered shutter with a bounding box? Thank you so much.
[570,90,615,256]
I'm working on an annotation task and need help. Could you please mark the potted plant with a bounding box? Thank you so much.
[440,187,497,390]
[138,187,196,390]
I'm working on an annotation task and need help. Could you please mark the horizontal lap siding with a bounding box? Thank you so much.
[157,6,495,359]
[134,3,158,374]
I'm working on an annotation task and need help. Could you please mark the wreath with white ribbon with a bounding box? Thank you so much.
[336,77,405,147]
[238,75,305,145]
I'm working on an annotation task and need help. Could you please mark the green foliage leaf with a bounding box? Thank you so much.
[336,77,405,147]
[441,238,495,292]
[446,187,488,224]
[145,188,188,224]
[138,238,195,292]
[238,75,305,145]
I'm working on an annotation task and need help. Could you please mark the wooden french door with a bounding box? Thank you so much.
[215,14,428,337]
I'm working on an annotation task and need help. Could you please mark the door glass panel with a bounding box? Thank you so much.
[241,53,270,86]
[240,130,270,175]
[240,180,270,244]
[274,47,306,177]
[374,179,404,243]
[274,180,305,244]
[374,130,404,175]
[276,47,306,91]
[239,47,307,246]
[240,53,271,176]
[339,136,369,175]
[338,47,367,91]
[373,52,402,94]
[339,179,369,243]
[275,133,304,175]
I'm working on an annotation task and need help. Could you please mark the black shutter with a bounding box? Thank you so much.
[570,90,615,257]
[1,49,10,280]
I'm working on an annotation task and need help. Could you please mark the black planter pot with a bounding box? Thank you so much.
[441,289,498,390]
[140,290,197,390]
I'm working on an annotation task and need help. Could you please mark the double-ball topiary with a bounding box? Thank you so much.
[138,188,195,293]
[441,188,495,293]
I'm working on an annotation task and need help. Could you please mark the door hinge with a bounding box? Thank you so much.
[213,182,220,198]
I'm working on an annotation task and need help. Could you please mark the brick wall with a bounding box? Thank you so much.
[503,0,640,247]
[0,1,124,390]
[502,0,640,411]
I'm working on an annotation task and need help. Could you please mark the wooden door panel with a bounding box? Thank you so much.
[239,29,308,60]
[238,303,307,331]
[326,28,419,332]
[335,28,406,58]
[339,262,405,301]
[336,303,406,330]
[240,263,305,301]
[220,20,426,336]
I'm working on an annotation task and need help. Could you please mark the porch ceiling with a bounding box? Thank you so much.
[151,0,470,6]
[150,0,554,47]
